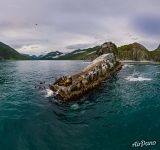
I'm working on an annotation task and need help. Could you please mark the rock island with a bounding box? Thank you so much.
[50,46,122,101]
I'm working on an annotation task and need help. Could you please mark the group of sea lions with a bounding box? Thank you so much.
[54,76,72,86]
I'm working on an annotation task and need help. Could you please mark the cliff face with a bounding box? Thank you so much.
[96,42,118,56]
[117,43,149,61]
[157,44,160,49]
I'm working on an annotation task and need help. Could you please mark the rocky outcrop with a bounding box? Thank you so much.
[157,44,160,50]
[96,42,118,56]
[50,53,122,102]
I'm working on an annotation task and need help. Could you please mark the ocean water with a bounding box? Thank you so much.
[0,61,160,150]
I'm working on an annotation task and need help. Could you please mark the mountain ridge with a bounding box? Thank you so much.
[1,41,160,62]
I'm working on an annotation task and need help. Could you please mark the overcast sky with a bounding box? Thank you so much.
[0,0,160,55]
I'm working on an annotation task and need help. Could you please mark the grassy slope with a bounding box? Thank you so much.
[34,43,160,61]
[56,46,100,60]
[56,43,159,61]
[150,49,160,62]
[0,42,28,60]
[117,43,150,60]
[40,51,63,60]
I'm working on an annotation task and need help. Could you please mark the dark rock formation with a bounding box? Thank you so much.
[96,42,118,56]
[157,44,160,50]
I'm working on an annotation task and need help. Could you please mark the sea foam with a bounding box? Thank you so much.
[125,76,152,82]
[122,64,134,69]
[70,103,79,110]
[45,89,54,97]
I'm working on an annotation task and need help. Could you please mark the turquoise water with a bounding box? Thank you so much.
[0,61,160,150]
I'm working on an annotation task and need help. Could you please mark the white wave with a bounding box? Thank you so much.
[125,76,152,81]
[122,64,134,69]
[45,89,54,97]
[70,103,79,110]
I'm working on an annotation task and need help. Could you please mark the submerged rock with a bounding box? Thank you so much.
[50,53,122,102]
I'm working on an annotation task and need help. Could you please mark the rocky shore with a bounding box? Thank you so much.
[50,53,122,102]
[121,60,160,64]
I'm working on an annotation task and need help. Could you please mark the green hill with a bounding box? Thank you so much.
[0,42,28,60]
[55,42,151,61]
[117,42,150,61]
[1,41,159,62]
[149,46,160,62]
[36,42,160,62]
[53,42,153,61]
[56,46,100,60]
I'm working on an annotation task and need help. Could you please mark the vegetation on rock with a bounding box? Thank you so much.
[56,46,100,60]
[117,42,150,61]
[149,46,160,62]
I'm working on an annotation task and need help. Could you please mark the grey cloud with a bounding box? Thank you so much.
[66,43,95,50]
[0,0,160,54]
[133,15,160,36]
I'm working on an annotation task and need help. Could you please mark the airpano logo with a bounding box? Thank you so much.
[132,140,156,148]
